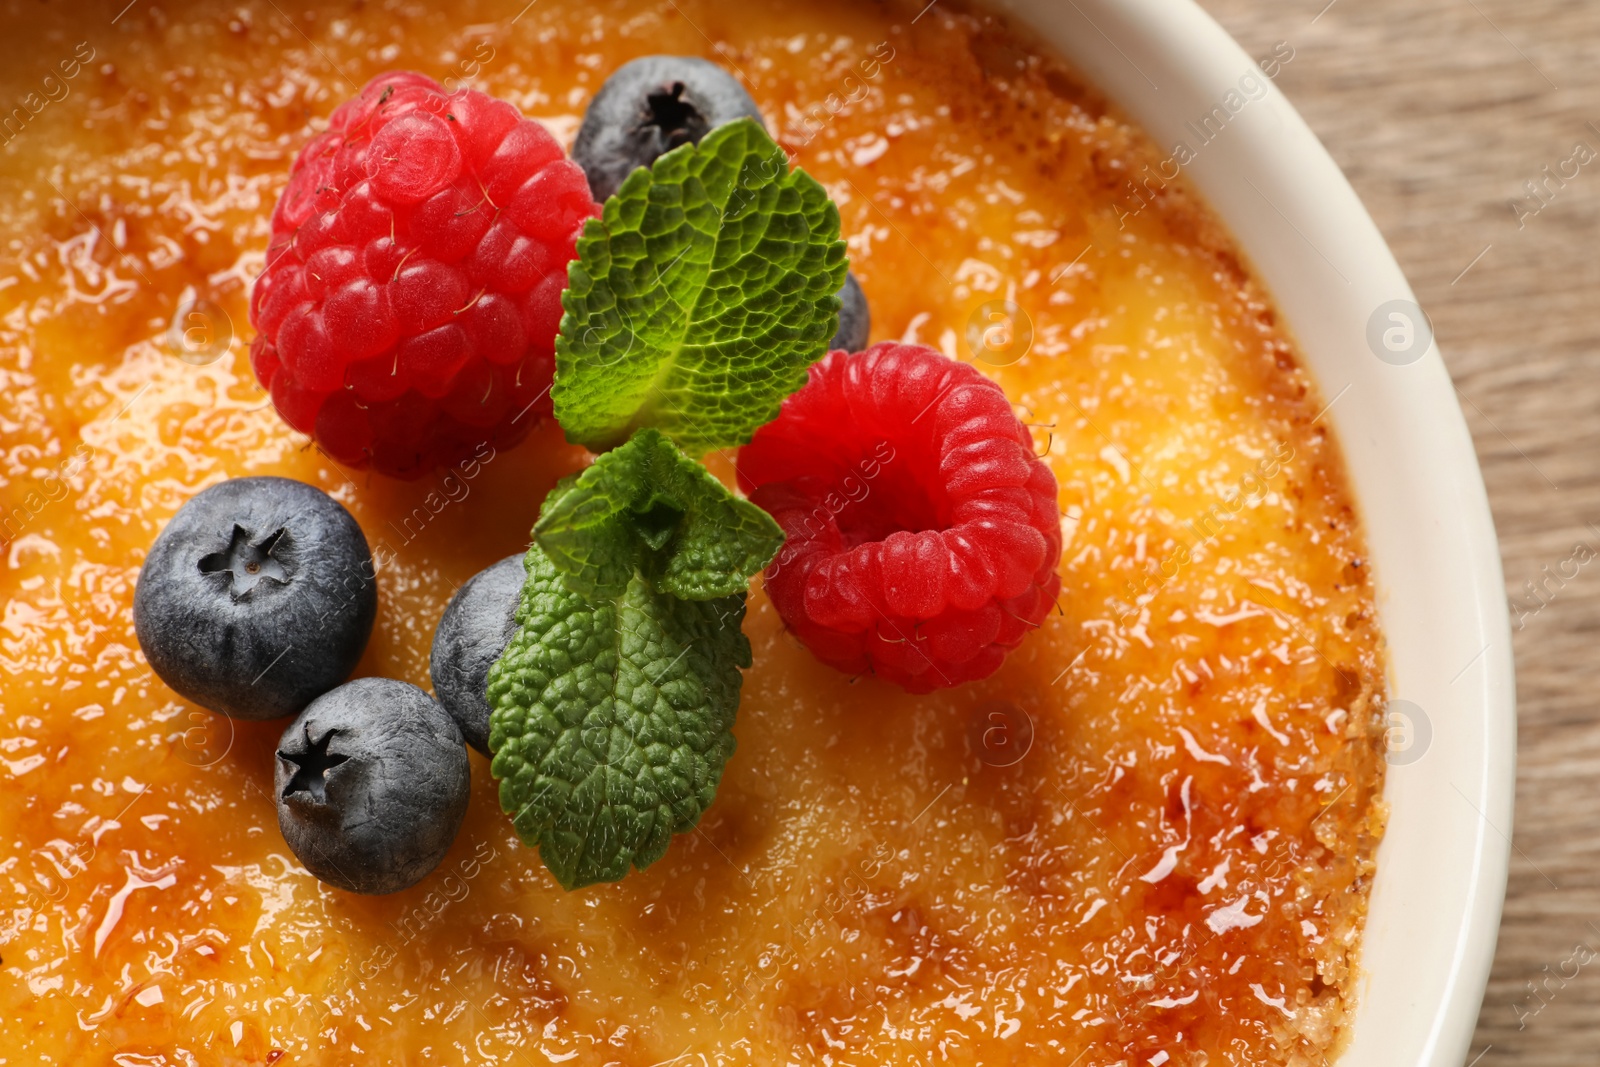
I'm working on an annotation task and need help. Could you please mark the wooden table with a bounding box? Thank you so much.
[1199,1,1600,1063]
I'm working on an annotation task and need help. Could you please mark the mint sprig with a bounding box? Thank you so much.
[553,117,848,456]
[489,112,847,890]
[486,546,748,890]
[535,428,783,602]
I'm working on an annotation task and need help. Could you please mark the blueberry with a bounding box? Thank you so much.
[134,477,377,721]
[573,55,764,202]
[429,554,524,756]
[275,678,470,895]
[832,271,870,352]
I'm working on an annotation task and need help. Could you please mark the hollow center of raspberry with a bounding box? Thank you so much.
[642,82,709,149]
[832,458,945,548]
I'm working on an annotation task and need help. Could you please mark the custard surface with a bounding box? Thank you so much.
[0,2,1385,1064]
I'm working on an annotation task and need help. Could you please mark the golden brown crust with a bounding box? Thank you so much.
[0,1,1384,1063]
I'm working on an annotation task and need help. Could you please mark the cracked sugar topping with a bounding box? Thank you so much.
[0,1,1383,1063]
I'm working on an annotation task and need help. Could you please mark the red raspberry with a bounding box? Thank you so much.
[249,71,600,478]
[737,343,1062,693]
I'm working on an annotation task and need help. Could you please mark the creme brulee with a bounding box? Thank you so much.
[0,1,1386,1064]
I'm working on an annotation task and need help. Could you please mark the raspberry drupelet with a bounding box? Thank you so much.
[250,71,601,478]
[737,343,1062,692]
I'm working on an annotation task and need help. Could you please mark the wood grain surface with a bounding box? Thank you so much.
[1196,2,1600,1064]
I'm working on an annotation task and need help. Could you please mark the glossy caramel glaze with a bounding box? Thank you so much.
[0,1,1386,1063]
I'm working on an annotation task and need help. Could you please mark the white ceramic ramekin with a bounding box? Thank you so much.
[990,1,1515,1062]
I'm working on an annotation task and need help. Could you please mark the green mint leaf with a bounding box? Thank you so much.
[486,544,750,890]
[534,427,784,602]
[553,117,848,456]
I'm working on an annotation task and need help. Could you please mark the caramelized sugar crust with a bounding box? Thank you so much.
[0,1,1385,1063]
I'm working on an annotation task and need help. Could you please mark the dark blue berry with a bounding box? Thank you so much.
[429,554,524,755]
[832,271,870,352]
[275,678,470,895]
[133,477,377,721]
[573,55,764,202]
